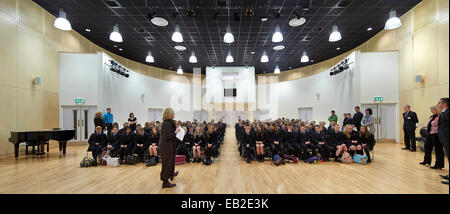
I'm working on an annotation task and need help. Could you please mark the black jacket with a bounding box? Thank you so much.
[242,131,256,147]
[193,133,204,147]
[343,117,353,127]
[353,112,363,127]
[403,111,419,131]
[344,131,359,145]
[265,130,280,146]
[298,131,310,144]
[135,133,150,148]
[310,132,325,145]
[204,131,218,147]
[149,132,160,146]
[121,133,135,149]
[282,130,298,145]
[438,108,449,147]
[358,132,375,149]
[326,131,346,147]
[88,132,106,147]
[94,117,106,130]
[106,132,121,149]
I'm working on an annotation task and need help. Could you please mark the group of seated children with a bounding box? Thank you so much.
[235,118,375,164]
[87,119,226,166]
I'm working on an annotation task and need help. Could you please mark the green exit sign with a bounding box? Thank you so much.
[374,97,384,102]
[75,98,85,104]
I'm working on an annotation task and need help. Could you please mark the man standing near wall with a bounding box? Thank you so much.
[437,98,449,185]
[328,110,338,125]
[103,108,114,135]
[402,104,418,152]
[353,106,363,131]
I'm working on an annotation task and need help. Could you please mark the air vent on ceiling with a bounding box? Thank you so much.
[135,27,145,33]
[336,0,352,7]
[302,36,312,41]
[312,27,323,32]
[104,0,122,8]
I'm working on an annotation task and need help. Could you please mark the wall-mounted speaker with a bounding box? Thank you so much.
[33,77,41,85]
[415,75,423,83]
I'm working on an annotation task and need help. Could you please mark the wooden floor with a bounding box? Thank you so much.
[0,127,448,194]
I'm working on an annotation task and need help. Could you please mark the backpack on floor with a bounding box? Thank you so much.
[353,154,368,165]
[307,155,320,164]
[273,154,282,166]
[146,156,158,166]
[126,154,138,165]
[98,149,110,165]
[176,155,186,165]
[341,152,353,164]
[283,154,299,163]
[106,157,119,167]
[80,151,96,167]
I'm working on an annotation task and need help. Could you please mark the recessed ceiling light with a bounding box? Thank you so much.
[273,45,285,51]
[311,60,314,62]
[151,17,168,27]
[85,28,91,32]
[119,48,123,51]
[367,27,373,31]
[336,47,341,50]
[289,17,306,27]
[113,45,118,48]
[261,17,268,22]
[174,45,187,51]
[250,51,255,54]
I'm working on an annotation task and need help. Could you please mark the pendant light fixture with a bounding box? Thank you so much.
[54,9,72,31]
[171,24,183,43]
[272,25,283,43]
[177,65,183,74]
[226,50,234,63]
[145,51,155,63]
[300,51,309,63]
[223,25,235,43]
[189,51,198,63]
[329,24,342,42]
[261,50,269,63]
[384,9,402,30]
[274,65,280,74]
[109,24,123,43]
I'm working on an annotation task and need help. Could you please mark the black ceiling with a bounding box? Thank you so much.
[33,0,421,74]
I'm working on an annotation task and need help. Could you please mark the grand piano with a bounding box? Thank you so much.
[9,129,75,159]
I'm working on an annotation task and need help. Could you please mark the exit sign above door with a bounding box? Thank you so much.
[75,98,85,104]
[374,97,384,102]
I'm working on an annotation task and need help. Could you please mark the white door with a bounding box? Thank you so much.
[378,104,397,143]
[62,106,97,142]
[148,108,163,122]
[298,107,313,122]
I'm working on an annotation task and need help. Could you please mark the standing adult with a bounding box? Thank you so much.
[159,108,180,188]
[128,113,138,133]
[103,108,114,135]
[94,112,106,133]
[353,106,363,131]
[437,98,449,185]
[402,104,419,152]
[419,106,444,169]
[328,110,338,124]
[361,108,376,135]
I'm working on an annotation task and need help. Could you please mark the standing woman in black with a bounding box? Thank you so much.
[128,113,138,133]
[94,112,106,133]
[159,108,180,188]
[420,106,444,169]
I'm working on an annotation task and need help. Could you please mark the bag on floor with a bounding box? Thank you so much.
[353,154,368,165]
[176,155,186,165]
[126,154,138,165]
[283,154,299,163]
[146,156,157,166]
[106,157,119,167]
[307,155,320,164]
[341,152,353,164]
[80,152,95,167]
[273,154,282,166]
[97,149,110,165]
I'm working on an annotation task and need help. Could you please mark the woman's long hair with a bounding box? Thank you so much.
[343,124,353,139]
[359,126,370,138]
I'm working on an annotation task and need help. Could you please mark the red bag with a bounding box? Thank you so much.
[175,155,185,165]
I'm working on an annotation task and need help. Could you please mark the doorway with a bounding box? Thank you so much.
[62,106,97,142]
[361,103,397,143]
[148,108,163,122]
[298,107,313,122]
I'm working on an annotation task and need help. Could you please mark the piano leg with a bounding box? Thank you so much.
[62,141,67,156]
[14,143,19,159]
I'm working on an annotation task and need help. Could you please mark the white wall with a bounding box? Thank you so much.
[205,66,256,105]
[360,51,399,103]
[59,52,200,127]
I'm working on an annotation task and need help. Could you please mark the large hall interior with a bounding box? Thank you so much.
[0,0,448,194]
